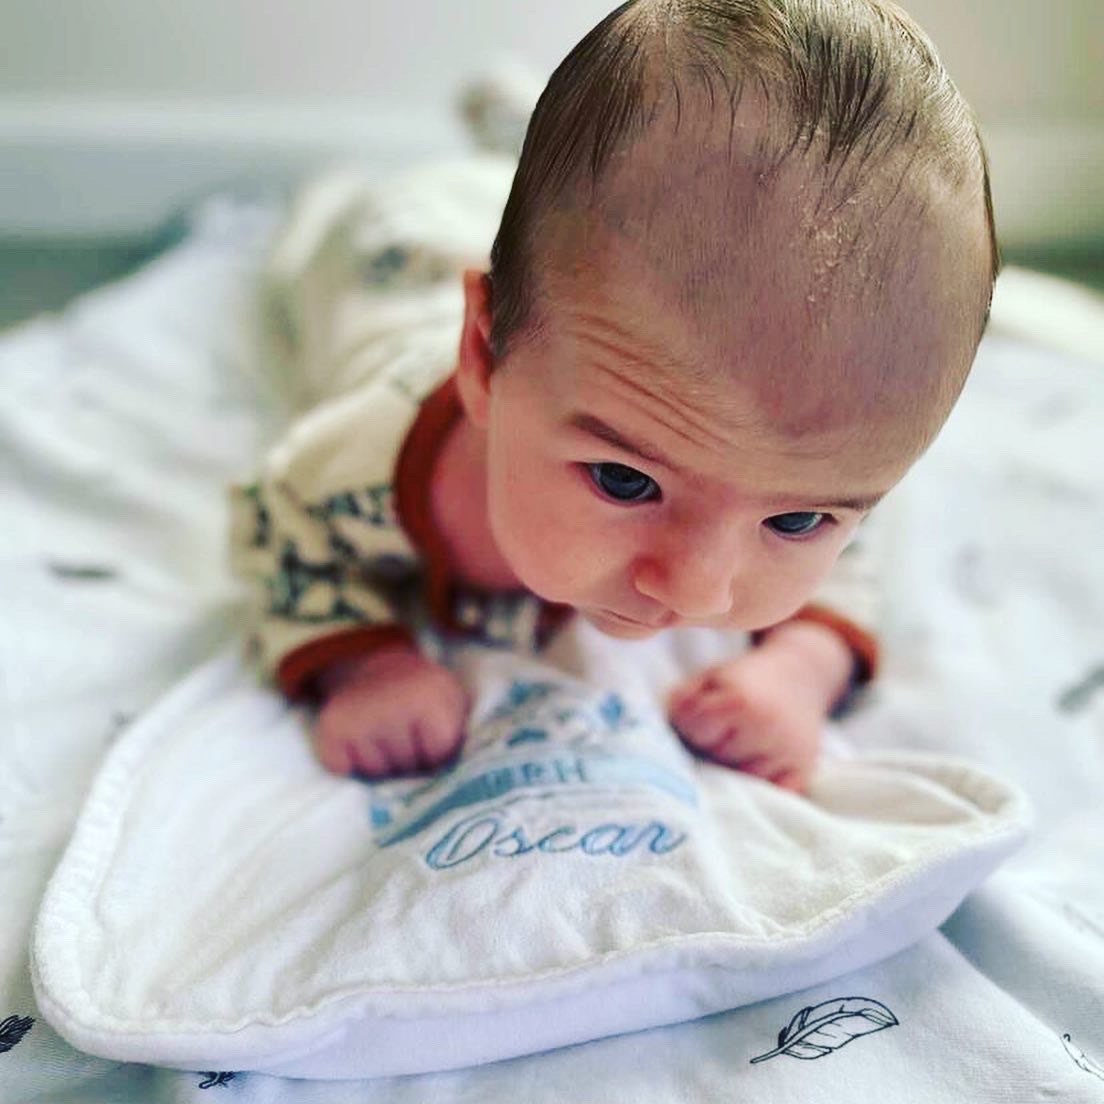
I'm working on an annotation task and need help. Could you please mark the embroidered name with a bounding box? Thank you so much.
[424,809,687,870]
[367,677,699,869]
[375,753,696,848]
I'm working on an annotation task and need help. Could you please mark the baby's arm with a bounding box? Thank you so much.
[668,619,855,792]
[229,386,472,779]
[232,474,471,777]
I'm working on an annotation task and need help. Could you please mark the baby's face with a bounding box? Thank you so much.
[460,172,990,638]
[478,330,889,638]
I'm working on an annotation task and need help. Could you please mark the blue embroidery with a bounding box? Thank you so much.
[490,680,558,720]
[585,754,697,804]
[377,755,590,847]
[467,683,642,776]
[425,809,687,869]
[367,676,698,867]
[598,693,625,727]
[482,680,635,740]
[376,752,696,848]
[506,726,548,746]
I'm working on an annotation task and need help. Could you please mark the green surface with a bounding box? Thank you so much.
[1001,244,1104,294]
[0,238,153,332]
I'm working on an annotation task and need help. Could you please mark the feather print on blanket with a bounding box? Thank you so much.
[0,1014,34,1054]
[1062,1035,1104,1081]
[750,998,899,1063]
[197,1071,237,1089]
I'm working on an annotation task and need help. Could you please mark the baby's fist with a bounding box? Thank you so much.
[667,628,849,792]
[312,646,469,778]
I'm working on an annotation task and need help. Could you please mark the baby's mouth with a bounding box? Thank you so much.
[590,608,676,631]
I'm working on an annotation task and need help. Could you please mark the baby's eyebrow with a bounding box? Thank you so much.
[567,412,675,469]
[812,492,886,513]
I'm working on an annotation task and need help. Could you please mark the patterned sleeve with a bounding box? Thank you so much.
[231,158,520,699]
[228,384,423,700]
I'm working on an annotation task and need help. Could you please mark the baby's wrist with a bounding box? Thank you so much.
[754,620,855,707]
[313,643,424,700]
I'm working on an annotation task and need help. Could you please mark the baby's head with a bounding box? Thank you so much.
[455,0,998,637]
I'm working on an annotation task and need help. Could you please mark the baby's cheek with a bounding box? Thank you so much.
[489,485,582,599]
[515,530,606,604]
[736,548,842,627]
[491,452,647,607]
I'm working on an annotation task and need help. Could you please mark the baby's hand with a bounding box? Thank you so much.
[312,646,469,778]
[667,622,854,793]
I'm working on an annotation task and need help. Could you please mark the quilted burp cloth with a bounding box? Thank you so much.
[31,625,1030,1079]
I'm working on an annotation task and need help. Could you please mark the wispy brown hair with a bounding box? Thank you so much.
[487,0,999,356]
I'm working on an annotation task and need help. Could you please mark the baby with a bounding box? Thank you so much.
[232,0,998,792]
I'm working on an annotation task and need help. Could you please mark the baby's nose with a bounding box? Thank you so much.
[631,534,740,621]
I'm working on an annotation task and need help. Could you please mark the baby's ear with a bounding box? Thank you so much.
[456,269,495,429]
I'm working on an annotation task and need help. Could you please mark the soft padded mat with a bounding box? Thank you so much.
[31,621,1029,1080]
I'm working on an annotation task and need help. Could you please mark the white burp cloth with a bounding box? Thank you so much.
[31,623,1030,1080]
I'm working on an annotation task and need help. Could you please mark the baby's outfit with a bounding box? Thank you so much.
[230,159,881,702]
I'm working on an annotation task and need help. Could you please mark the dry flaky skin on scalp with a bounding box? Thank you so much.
[490,0,1000,444]
[531,76,993,469]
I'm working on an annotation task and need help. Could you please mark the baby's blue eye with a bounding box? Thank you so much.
[766,511,827,537]
[588,462,659,503]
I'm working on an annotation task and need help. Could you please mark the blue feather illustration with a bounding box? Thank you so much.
[750,997,898,1063]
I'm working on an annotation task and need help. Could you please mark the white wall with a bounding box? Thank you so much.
[3,0,1099,118]
[0,2,608,102]
[888,0,1101,124]
[1,0,1100,244]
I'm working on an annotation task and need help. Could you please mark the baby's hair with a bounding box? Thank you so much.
[488,0,999,356]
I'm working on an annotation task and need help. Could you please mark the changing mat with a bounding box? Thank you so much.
[30,618,1029,1081]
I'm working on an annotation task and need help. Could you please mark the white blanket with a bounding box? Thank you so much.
[2,197,1103,1102]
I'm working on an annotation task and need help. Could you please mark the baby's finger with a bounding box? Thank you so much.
[413,716,464,772]
[313,730,355,776]
[674,693,752,746]
[392,737,427,776]
[706,723,779,766]
[730,754,788,780]
[349,735,394,779]
[667,676,705,711]
[670,679,737,716]
[669,688,737,734]
[770,766,810,794]
[671,708,734,755]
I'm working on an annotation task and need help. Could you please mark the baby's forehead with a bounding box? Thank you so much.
[530,203,984,471]
[542,138,983,362]
[524,89,991,445]
[527,315,925,497]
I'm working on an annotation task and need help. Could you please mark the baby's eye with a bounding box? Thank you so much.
[765,511,828,537]
[587,462,660,503]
